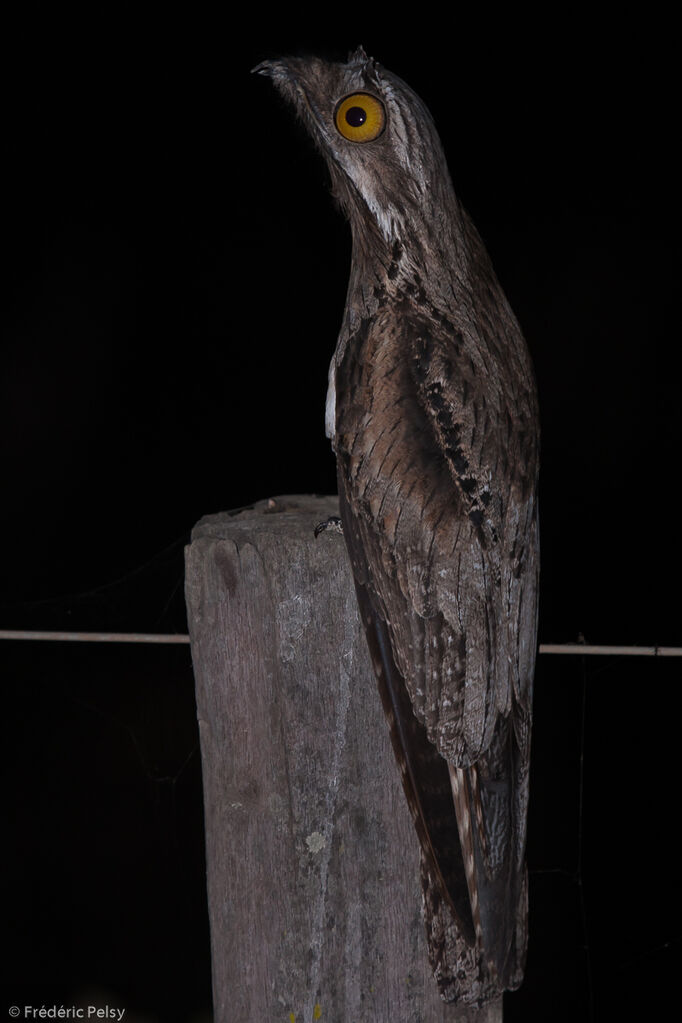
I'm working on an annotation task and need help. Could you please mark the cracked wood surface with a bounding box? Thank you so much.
[185,495,502,1022]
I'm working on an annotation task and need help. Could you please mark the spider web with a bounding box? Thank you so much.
[2,544,678,1021]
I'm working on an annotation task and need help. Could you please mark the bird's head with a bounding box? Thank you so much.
[254,47,458,259]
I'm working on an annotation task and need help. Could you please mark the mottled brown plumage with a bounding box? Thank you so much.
[256,47,540,1004]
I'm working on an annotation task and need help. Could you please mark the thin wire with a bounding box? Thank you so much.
[539,643,682,657]
[0,630,680,654]
[0,630,191,644]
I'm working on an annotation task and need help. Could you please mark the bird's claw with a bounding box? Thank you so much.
[314,516,343,538]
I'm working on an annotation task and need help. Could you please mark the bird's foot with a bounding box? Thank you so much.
[314,516,343,538]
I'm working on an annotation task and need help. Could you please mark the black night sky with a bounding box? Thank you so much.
[2,9,677,1022]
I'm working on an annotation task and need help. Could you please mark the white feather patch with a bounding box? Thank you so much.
[325,357,336,440]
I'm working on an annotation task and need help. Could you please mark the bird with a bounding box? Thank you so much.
[255,47,540,1005]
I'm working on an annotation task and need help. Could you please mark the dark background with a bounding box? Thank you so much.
[2,8,677,1022]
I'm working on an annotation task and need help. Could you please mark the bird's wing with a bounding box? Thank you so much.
[336,302,539,766]
[336,303,539,982]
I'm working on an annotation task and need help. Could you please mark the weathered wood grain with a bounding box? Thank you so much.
[185,495,502,1023]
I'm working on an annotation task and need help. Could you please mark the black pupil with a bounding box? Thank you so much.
[345,105,367,128]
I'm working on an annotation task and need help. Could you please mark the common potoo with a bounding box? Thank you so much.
[256,48,540,1005]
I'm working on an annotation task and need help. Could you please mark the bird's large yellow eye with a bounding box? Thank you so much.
[334,92,385,143]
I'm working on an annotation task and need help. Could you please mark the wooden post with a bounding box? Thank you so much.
[185,495,502,1023]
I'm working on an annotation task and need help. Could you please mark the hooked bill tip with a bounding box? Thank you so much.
[251,58,290,80]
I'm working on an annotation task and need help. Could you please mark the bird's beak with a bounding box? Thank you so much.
[251,59,289,81]
[251,60,273,77]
